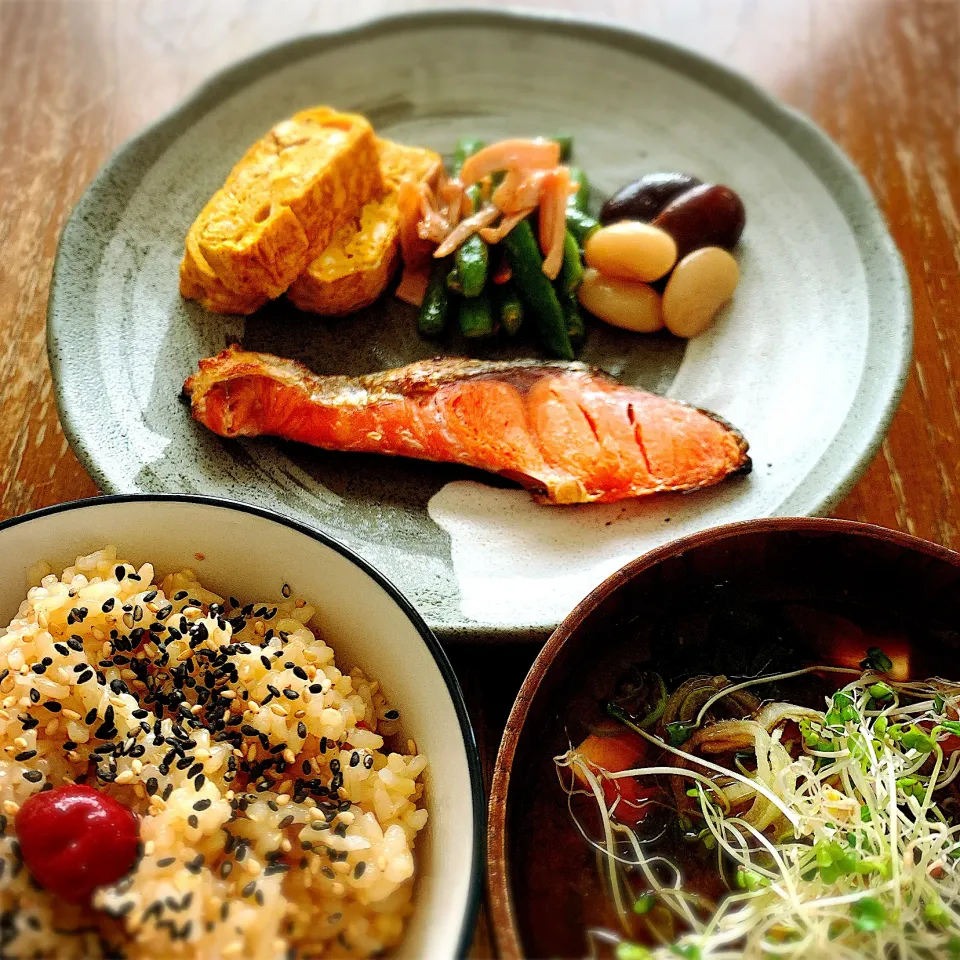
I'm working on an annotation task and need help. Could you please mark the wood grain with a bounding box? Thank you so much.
[1,1,958,955]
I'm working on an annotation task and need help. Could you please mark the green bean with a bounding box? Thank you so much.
[446,264,463,294]
[566,208,600,247]
[567,166,590,214]
[456,182,489,298]
[496,282,524,336]
[457,236,489,298]
[563,295,586,348]
[502,219,574,360]
[458,291,495,339]
[560,230,584,295]
[452,138,485,176]
[418,259,452,337]
[551,133,573,162]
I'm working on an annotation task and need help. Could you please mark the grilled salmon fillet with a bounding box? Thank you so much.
[286,139,441,316]
[180,107,383,315]
[184,347,751,505]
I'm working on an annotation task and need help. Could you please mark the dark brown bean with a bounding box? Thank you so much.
[600,173,703,225]
[652,184,746,259]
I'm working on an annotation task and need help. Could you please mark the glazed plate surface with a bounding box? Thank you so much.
[48,11,911,638]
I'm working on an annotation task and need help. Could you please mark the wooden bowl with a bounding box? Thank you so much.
[487,518,960,959]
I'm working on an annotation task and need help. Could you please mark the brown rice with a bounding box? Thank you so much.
[0,547,427,958]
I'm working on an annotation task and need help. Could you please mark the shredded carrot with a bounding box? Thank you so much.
[540,167,569,280]
[394,263,430,307]
[397,181,435,269]
[492,168,547,214]
[416,183,451,244]
[437,178,465,230]
[434,206,499,258]
[459,138,561,187]
[478,209,536,245]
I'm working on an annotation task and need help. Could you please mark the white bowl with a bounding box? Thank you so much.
[0,494,483,958]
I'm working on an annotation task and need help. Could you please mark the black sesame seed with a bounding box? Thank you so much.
[186,853,204,874]
[187,763,203,779]
[242,881,256,898]
[30,664,46,675]
[254,890,264,906]
[54,643,69,656]
[143,591,158,603]
[115,566,126,581]
[235,845,247,862]
[384,709,400,720]
[329,759,341,774]
[157,857,175,868]
[146,778,159,796]
[14,751,36,762]
[67,637,84,652]
[194,773,206,790]
[354,861,366,879]
[163,783,174,801]
[43,702,62,713]
[102,597,116,613]
[308,684,323,694]
[349,752,360,768]
[22,770,43,783]
[194,799,211,812]
[220,861,233,878]
[188,815,199,828]
[281,584,291,598]
[28,689,40,704]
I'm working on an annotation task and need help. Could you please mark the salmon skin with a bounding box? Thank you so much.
[184,347,751,505]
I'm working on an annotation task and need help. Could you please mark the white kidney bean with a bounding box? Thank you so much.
[577,268,664,332]
[584,221,677,282]
[662,247,739,338]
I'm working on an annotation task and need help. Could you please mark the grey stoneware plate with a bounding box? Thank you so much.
[48,10,911,641]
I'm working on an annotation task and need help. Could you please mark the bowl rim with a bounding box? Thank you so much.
[0,492,485,959]
[487,516,960,958]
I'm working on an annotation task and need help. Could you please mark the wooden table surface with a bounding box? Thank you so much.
[1,0,958,955]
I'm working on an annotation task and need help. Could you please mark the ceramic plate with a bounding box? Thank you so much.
[48,10,911,640]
